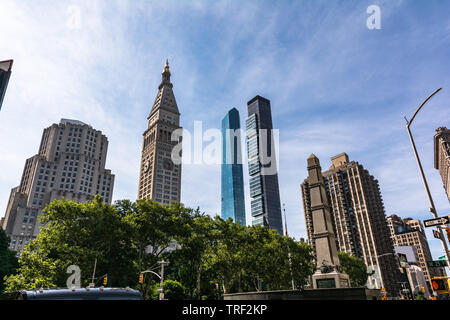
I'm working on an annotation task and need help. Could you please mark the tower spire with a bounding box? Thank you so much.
[163,59,169,73]
[159,59,172,89]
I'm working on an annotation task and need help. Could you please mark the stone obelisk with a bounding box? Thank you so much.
[307,154,350,289]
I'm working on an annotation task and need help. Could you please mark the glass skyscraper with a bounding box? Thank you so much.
[246,96,283,235]
[0,60,13,111]
[221,108,246,225]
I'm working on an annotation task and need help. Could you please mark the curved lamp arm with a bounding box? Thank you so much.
[405,88,442,127]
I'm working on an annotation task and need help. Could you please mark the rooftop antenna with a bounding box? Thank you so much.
[283,203,289,237]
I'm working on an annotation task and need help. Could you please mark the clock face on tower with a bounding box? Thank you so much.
[143,160,151,173]
[163,158,174,171]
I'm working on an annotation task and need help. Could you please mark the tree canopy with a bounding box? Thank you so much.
[0,228,19,293]
[3,196,316,299]
[338,251,368,287]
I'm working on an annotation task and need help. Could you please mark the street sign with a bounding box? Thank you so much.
[427,260,448,268]
[433,229,441,239]
[423,216,450,228]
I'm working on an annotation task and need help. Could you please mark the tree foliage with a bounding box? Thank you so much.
[170,216,315,297]
[338,251,368,287]
[0,228,19,293]
[4,196,316,299]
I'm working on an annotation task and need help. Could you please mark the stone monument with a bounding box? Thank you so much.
[307,154,350,289]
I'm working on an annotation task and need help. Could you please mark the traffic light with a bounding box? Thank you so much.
[103,276,108,286]
[139,274,144,284]
[432,279,446,291]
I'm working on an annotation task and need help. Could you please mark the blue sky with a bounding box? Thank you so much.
[0,0,449,264]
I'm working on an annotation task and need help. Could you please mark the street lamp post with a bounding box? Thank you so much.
[282,203,295,290]
[404,88,450,265]
[158,259,169,300]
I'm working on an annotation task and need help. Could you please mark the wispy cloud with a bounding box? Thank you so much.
[0,1,449,262]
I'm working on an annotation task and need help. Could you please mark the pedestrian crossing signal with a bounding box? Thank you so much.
[103,276,108,286]
[432,279,445,291]
[139,274,144,284]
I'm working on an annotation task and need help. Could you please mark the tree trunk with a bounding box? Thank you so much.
[196,264,203,300]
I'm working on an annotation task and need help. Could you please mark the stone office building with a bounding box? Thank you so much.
[387,214,446,287]
[138,60,182,205]
[1,119,115,254]
[301,153,401,296]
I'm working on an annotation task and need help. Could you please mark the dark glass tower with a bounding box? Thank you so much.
[221,108,246,225]
[246,96,283,234]
[0,60,13,111]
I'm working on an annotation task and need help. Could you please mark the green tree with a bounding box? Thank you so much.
[169,213,216,299]
[5,196,137,291]
[204,217,247,294]
[120,199,193,298]
[203,219,315,295]
[338,251,368,287]
[0,228,19,293]
[148,279,186,300]
[3,196,316,299]
[162,280,186,300]
[285,237,316,289]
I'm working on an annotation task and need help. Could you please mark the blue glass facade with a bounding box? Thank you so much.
[221,108,246,225]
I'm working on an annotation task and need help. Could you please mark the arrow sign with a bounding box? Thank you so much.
[423,216,450,227]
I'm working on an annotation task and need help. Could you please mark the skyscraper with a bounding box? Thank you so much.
[434,127,450,202]
[138,60,182,204]
[387,214,447,287]
[221,108,246,225]
[0,59,13,111]
[1,119,115,254]
[301,153,401,295]
[246,95,283,234]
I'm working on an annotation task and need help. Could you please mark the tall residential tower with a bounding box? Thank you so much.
[138,60,182,204]
[301,153,401,296]
[246,96,283,234]
[1,119,115,254]
[221,108,246,225]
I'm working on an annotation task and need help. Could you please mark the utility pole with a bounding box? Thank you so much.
[283,203,295,290]
[158,259,169,300]
[404,88,450,265]
[90,258,97,287]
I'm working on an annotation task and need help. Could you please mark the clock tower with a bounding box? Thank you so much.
[138,60,182,204]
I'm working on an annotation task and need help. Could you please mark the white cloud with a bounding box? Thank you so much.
[0,0,449,264]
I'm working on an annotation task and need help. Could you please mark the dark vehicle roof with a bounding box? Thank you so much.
[17,287,143,300]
